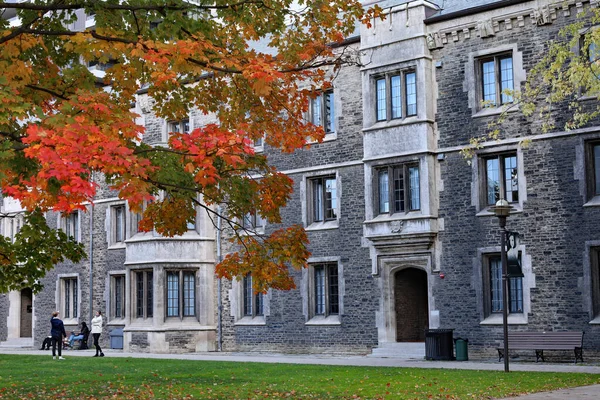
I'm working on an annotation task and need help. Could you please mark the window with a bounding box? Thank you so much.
[478,54,513,107]
[61,277,78,319]
[376,164,420,215]
[591,247,600,318]
[64,212,80,241]
[242,211,265,231]
[483,153,518,206]
[312,263,339,317]
[4,214,23,243]
[586,142,600,199]
[253,136,264,148]
[580,34,600,80]
[483,255,523,317]
[309,176,337,223]
[134,270,153,319]
[243,274,264,318]
[111,275,126,319]
[166,270,196,318]
[112,205,126,244]
[375,71,417,122]
[168,119,190,134]
[309,90,335,134]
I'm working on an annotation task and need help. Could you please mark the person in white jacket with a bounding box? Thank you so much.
[91,310,104,357]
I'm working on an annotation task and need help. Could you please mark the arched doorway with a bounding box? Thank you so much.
[19,288,33,338]
[394,268,428,342]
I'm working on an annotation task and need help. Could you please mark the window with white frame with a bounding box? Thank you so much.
[308,176,337,224]
[166,270,196,319]
[63,211,80,241]
[111,205,126,244]
[309,90,335,134]
[375,70,417,122]
[482,255,523,318]
[477,53,514,107]
[375,164,420,215]
[168,119,190,134]
[134,270,153,319]
[481,152,519,207]
[311,263,339,318]
[4,214,23,243]
[111,274,126,320]
[243,273,264,318]
[242,211,265,231]
[60,277,78,319]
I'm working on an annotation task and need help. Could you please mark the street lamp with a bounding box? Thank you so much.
[491,198,513,373]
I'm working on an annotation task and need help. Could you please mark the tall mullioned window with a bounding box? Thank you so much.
[377,164,420,214]
[166,270,196,318]
[135,270,153,319]
[313,263,339,317]
[243,274,264,318]
[310,90,335,134]
[62,277,78,319]
[375,71,417,122]
[310,176,337,223]
[484,153,518,206]
[479,54,513,107]
[484,255,523,316]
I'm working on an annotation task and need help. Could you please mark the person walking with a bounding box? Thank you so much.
[91,310,104,357]
[50,311,66,360]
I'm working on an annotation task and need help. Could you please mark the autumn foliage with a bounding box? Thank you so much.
[0,1,380,292]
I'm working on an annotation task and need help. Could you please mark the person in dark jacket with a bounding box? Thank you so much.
[50,311,67,360]
[66,321,90,349]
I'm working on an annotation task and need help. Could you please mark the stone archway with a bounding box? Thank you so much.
[19,288,33,338]
[394,268,428,342]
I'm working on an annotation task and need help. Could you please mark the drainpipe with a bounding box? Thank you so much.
[216,205,223,352]
[88,175,94,324]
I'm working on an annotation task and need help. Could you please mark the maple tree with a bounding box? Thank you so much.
[0,1,379,293]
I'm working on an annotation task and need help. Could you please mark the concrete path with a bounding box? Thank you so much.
[1,348,599,398]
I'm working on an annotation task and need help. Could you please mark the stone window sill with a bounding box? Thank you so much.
[306,220,339,231]
[108,243,126,250]
[472,104,519,119]
[480,313,527,325]
[235,316,266,326]
[583,196,600,207]
[307,132,337,144]
[589,316,600,325]
[305,315,341,326]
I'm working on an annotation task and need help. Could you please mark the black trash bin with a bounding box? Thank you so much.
[425,329,454,360]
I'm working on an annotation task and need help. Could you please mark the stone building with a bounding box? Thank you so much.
[2,0,600,359]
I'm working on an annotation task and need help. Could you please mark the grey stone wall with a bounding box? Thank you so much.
[431,3,600,357]
[0,294,7,342]
[220,60,380,354]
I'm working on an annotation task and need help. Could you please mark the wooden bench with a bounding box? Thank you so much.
[497,331,584,363]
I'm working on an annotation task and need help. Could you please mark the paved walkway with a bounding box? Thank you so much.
[1,348,599,398]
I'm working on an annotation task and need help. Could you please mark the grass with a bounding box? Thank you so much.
[0,354,599,399]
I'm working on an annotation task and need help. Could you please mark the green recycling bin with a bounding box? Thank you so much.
[454,338,468,361]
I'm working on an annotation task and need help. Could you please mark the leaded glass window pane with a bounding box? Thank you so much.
[378,170,389,213]
[136,272,144,317]
[500,57,513,104]
[146,271,153,318]
[482,60,496,105]
[391,75,402,119]
[328,265,339,315]
[243,274,253,316]
[311,95,322,127]
[167,272,179,317]
[509,277,523,313]
[183,272,195,317]
[409,166,420,210]
[487,158,500,205]
[490,257,503,312]
[325,178,337,220]
[405,72,417,116]
[325,91,334,133]
[315,266,325,315]
[503,155,519,203]
[313,179,324,222]
[376,78,387,121]
[392,167,404,213]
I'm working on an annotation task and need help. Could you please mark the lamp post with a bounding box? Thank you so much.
[491,199,512,373]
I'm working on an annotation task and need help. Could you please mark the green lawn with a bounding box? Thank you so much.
[0,354,599,399]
